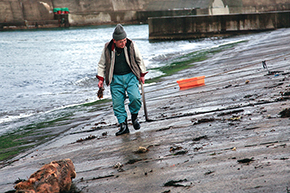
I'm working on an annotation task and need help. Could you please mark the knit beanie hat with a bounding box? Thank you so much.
[113,24,127,41]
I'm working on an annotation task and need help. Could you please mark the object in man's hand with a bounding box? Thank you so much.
[98,87,104,99]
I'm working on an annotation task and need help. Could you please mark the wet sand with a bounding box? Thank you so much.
[1,29,290,192]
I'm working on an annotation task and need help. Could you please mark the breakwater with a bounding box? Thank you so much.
[149,11,290,40]
[1,0,290,30]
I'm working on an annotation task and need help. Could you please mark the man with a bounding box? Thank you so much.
[97,24,147,136]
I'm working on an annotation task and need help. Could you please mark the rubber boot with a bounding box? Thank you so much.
[116,119,129,136]
[132,114,140,130]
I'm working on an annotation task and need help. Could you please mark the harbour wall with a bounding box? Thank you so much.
[148,11,290,40]
[1,0,290,30]
[68,9,197,26]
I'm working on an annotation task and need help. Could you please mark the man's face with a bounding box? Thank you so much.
[114,38,127,49]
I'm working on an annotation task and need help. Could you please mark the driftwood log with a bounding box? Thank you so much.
[15,159,76,193]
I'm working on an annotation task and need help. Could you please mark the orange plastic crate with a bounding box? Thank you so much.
[177,76,205,90]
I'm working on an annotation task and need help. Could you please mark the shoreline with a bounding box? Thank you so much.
[2,28,290,192]
[0,38,245,164]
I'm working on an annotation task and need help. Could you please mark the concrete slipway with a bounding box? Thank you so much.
[1,28,290,193]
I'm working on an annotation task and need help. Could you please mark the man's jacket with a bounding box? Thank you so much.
[97,38,147,86]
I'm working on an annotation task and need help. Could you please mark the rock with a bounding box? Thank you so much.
[192,135,208,141]
[164,179,189,187]
[237,157,254,164]
[134,146,148,153]
[279,108,290,118]
[14,159,76,193]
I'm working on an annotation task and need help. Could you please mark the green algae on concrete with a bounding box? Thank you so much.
[0,99,111,162]
[0,115,71,162]
[147,39,248,83]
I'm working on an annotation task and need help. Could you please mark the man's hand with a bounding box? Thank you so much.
[98,80,104,88]
[139,76,145,84]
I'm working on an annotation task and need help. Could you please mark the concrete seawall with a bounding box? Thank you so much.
[149,11,290,40]
[1,0,290,30]
[68,9,196,26]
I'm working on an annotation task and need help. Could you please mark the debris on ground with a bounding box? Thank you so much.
[224,84,232,89]
[114,162,124,172]
[244,94,253,98]
[169,145,183,152]
[267,70,284,75]
[134,146,148,154]
[76,135,96,143]
[164,179,190,187]
[157,126,173,132]
[192,135,208,141]
[192,118,215,125]
[282,91,290,96]
[264,83,283,89]
[228,116,242,121]
[279,108,290,118]
[169,145,188,155]
[14,159,76,193]
[14,178,26,184]
[114,162,123,169]
[193,146,203,152]
[204,170,215,175]
[217,109,244,116]
[94,121,106,126]
[126,158,143,165]
[173,150,188,155]
[237,157,255,164]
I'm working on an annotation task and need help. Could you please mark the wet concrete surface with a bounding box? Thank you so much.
[1,29,290,192]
